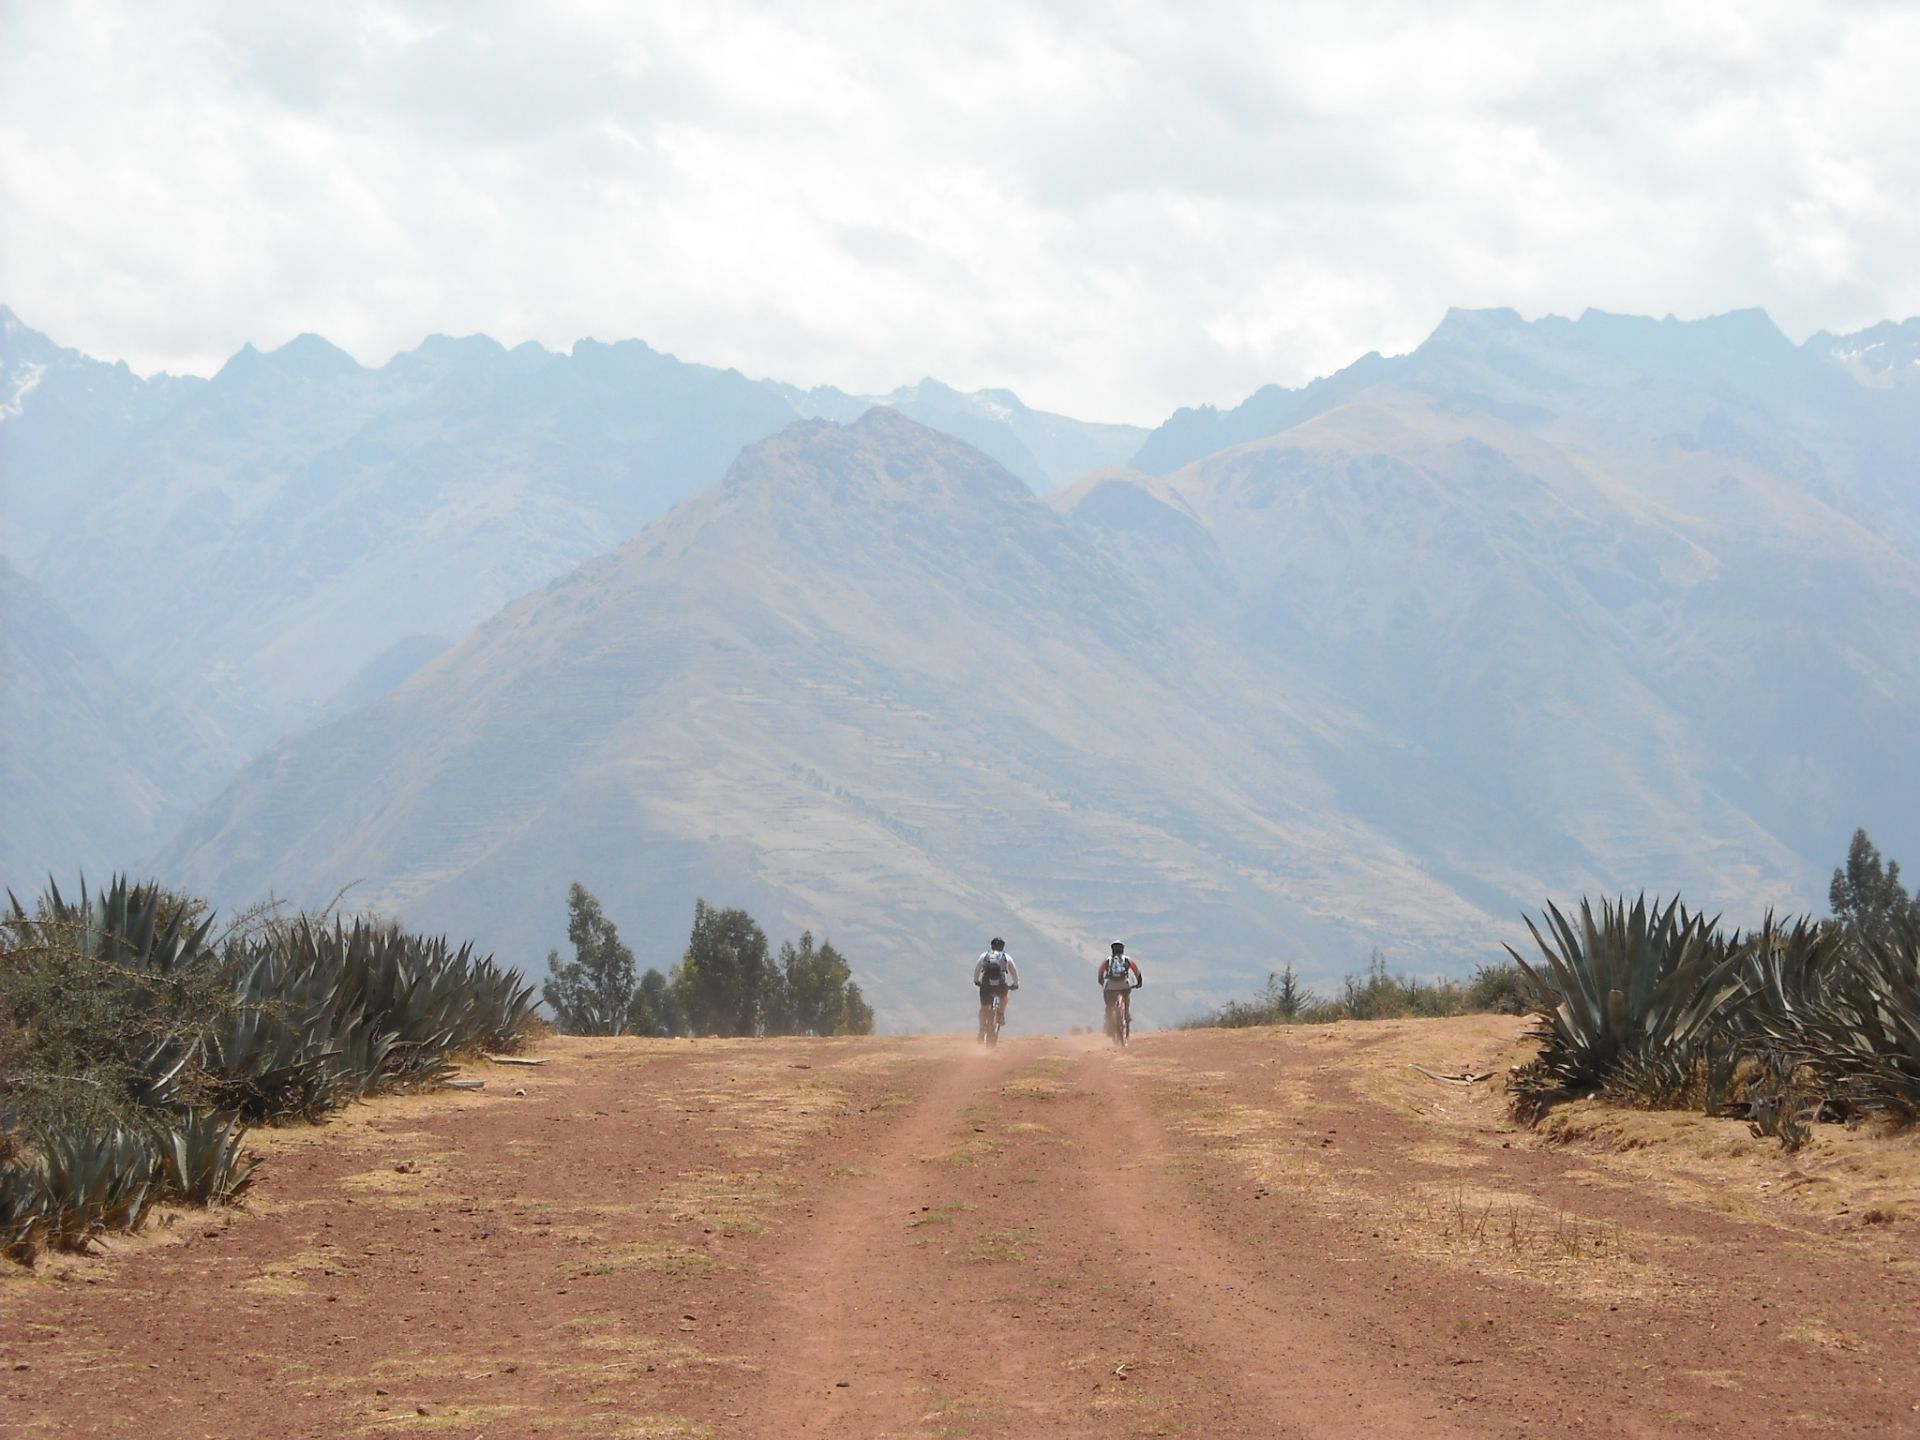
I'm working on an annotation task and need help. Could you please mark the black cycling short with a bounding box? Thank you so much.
[978,981,1010,1005]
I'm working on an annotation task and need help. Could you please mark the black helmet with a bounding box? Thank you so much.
[1110,941,1125,955]
[990,937,1005,950]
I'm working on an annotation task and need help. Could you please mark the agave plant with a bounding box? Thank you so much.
[35,1124,158,1248]
[4,875,222,1112]
[1508,895,1747,1100]
[1789,918,1920,1120]
[6,875,218,979]
[194,951,353,1122]
[153,1111,260,1204]
[1728,913,1849,1038]
[0,1160,48,1261]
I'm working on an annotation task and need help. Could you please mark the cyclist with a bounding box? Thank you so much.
[973,937,1020,1041]
[1096,941,1143,1040]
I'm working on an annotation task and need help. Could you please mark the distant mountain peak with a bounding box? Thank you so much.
[271,333,363,375]
[714,405,1028,516]
[215,336,362,387]
[1424,306,1528,345]
[415,332,507,358]
[1810,316,1920,388]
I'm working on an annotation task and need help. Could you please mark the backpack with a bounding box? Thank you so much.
[981,954,1007,984]
[1105,953,1131,981]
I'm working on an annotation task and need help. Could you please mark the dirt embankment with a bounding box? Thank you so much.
[5,1018,1918,1438]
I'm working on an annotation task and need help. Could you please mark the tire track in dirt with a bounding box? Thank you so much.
[749,1038,1037,1437]
[752,1035,1478,1438]
[1066,1042,1477,1439]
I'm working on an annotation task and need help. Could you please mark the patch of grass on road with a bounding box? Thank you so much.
[956,1227,1039,1264]
[908,1203,976,1229]
[553,1240,721,1279]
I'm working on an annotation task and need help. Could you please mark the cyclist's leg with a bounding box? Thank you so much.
[978,986,992,1038]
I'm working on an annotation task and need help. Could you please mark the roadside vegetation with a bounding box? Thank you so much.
[1509,830,1920,1142]
[1,876,537,1264]
[1186,952,1527,1029]
[541,885,875,1038]
[1187,829,1920,1148]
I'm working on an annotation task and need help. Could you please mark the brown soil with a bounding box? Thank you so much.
[5,1019,1918,1437]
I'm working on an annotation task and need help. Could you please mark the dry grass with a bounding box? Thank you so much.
[552,1239,722,1279]
[954,1227,1038,1264]
[1149,1045,1677,1303]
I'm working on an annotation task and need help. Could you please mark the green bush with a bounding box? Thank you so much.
[154,1110,260,1205]
[1509,892,1920,1127]
[1185,956,1528,1029]
[3,874,536,1262]
[1788,918,1920,1120]
[1507,896,1743,1105]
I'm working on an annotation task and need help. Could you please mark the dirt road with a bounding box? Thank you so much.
[5,1019,1918,1437]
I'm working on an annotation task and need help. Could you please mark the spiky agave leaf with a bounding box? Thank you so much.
[153,1111,260,1204]
[1507,894,1746,1100]
[1730,913,1849,1038]
[0,1160,48,1261]
[35,1123,158,1248]
[1791,917,1920,1119]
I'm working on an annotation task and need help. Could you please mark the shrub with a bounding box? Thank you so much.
[3,874,535,1262]
[153,1110,260,1205]
[1506,896,1744,1105]
[34,1123,159,1249]
[1788,917,1920,1120]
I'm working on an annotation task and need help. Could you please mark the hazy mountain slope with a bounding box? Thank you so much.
[1132,309,1920,556]
[0,558,238,889]
[1810,318,1920,389]
[774,377,1146,490]
[31,331,799,749]
[1064,385,1920,901]
[1128,352,1395,475]
[9,310,1145,756]
[0,307,202,560]
[159,410,1500,1029]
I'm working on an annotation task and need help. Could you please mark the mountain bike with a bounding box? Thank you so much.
[1102,985,1134,1048]
[979,986,1009,1048]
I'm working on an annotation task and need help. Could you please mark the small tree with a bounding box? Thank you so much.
[674,900,775,1037]
[841,981,875,1036]
[1265,964,1311,1021]
[1829,828,1920,944]
[541,883,636,1035]
[770,932,874,1036]
[625,967,685,1037]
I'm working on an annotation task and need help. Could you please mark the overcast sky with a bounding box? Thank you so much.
[3,1,1916,421]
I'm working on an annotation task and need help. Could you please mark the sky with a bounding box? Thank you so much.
[3,1,1917,422]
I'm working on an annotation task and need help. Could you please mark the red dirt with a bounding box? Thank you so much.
[5,1020,1918,1438]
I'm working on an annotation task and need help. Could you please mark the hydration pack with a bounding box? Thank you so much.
[981,955,1007,984]
[1105,954,1131,981]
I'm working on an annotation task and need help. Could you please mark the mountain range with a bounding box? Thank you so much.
[1,306,1134,756]
[4,303,1918,1027]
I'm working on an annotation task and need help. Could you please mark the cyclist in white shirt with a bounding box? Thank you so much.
[1097,941,1143,1035]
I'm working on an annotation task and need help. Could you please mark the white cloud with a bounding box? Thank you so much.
[2,0,1916,420]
